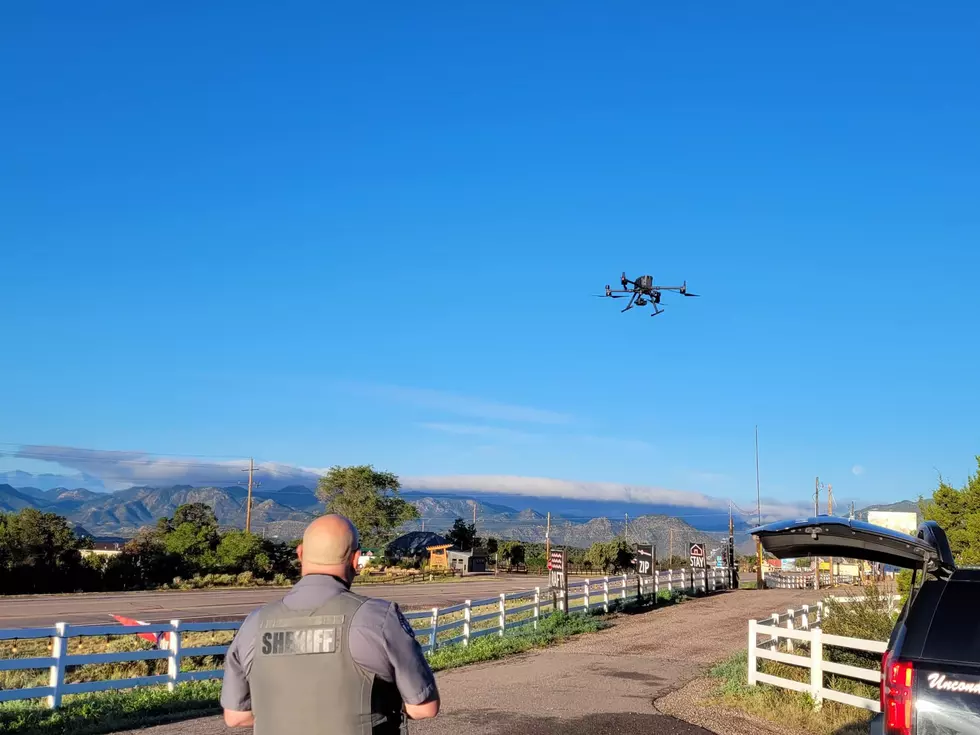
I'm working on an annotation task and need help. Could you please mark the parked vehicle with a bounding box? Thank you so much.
[752,515,980,735]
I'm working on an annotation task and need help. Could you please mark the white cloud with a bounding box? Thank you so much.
[4,445,328,492]
[852,465,866,476]
[345,382,574,425]
[399,473,808,522]
[2,444,808,522]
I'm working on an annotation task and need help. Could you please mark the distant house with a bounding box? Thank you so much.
[426,544,488,574]
[447,547,487,574]
[357,549,380,568]
[84,540,124,557]
[761,557,782,577]
[387,532,449,562]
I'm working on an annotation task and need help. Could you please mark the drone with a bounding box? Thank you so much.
[597,272,699,316]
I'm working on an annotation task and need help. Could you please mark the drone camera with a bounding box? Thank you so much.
[635,275,654,291]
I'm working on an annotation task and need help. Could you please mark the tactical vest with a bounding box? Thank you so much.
[249,589,407,735]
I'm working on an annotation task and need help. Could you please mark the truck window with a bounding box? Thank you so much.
[921,580,980,664]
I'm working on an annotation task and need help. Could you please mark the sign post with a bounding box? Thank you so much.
[634,544,654,601]
[689,542,706,594]
[548,548,568,613]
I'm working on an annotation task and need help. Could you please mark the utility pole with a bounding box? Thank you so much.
[242,458,255,534]
[813,476,821,590]
[827,483,835,586]
[624,513,629,541]
[729,500,736,589]
[755,426,764,591]
[472,502,477,528]
[545,512,551,564]
[849,501,855,521]
[669,527,674,565]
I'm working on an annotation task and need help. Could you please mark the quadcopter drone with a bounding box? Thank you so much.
[597,272,699,316]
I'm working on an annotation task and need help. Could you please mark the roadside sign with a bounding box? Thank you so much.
[689,542,706,569]
[549,549,566,591]
[634,544,654,576]
[549,548,569,612]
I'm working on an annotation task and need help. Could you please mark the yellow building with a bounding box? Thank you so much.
[425,544,453,570]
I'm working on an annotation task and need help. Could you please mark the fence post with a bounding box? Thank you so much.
[47,622,67,710]
[747,619,758,686]
[603,576,610,612]
[654,569,660,599]
[584,579,591,611]
[498,594,506,636]
[785,609,795,653]
[801,604,810,630]
[811,627,824,710]
[463,600,472,645]
[621,575,627,602]
[533,588,540,630]
[668,569,673,592]
[167,619,183,691]
[429,608,439,652]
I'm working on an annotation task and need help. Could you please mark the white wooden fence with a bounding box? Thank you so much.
[0,567,731,709]
[747,596,898,712]
[405,567,730,653]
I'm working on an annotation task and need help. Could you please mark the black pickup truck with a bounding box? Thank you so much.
[752,516,980,735]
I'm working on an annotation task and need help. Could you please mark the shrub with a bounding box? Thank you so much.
[822,585,895,669]
[235,571,255,586]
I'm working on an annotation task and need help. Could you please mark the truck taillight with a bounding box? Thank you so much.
[881,651,914,735]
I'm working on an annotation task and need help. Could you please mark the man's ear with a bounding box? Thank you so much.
[296,543,304,562]
[352,549,362,571]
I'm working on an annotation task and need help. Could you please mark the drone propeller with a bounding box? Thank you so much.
[679,281,700,297]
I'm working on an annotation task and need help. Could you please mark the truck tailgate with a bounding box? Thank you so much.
[915,664,980,734]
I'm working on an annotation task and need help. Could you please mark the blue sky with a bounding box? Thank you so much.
[3,2,979,517]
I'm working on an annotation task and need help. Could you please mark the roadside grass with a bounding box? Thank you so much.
[708,650,873,735]
[427,611,608,671]
[0,680,222,735]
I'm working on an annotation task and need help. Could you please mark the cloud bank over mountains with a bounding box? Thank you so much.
[1,444,807,521]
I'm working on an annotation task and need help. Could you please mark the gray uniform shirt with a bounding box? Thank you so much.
[221,575,437,713]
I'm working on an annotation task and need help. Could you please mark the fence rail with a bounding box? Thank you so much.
[0,566,731,709]
[747,596,899,713]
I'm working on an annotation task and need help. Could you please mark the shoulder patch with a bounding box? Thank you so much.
[396,608,417,639]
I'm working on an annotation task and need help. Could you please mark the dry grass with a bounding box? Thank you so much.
[709,650,875,735]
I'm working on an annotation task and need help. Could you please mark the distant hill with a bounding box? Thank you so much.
[0,484,46,512]
[855,500,922,524]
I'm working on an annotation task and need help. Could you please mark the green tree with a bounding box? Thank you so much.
[0,508,93,594]
[217,530,272,575]
[920,457,980,566]
[499,541,525,566]
[445,518,479,550]
[159,502,221,571]
[585,539,634,573]
[315,465,419,548]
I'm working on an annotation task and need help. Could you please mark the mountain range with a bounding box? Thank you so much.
[1,482,729,552]
[0,480,913,556]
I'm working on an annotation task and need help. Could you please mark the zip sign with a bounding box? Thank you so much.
[634,544,654,576]
[689,542,706,569]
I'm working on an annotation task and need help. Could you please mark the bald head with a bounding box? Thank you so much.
[300,514,360,567]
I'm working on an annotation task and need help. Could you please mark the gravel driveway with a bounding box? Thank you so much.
[112,587,829,735]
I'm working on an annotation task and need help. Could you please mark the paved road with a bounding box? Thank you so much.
[0,576,550,628]
[110,587,827,735]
